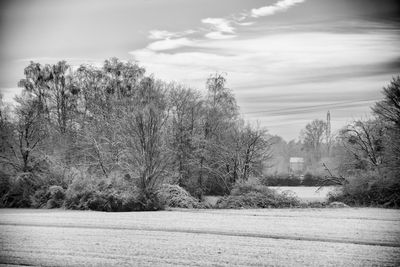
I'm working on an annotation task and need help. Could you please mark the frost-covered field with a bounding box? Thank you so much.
[270,186,339,202]
[1,208,399,266]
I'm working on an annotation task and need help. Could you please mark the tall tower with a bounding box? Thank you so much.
[326,110,331,140]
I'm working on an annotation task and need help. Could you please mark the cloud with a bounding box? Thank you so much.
[205,31,236,40]
[147,37,194,51]
[251,0,305,18]
[148,30,195,40]
[135,0,398,140]
[236,22,255,26]
[130,26,399,139]
[146,0,306,43]
[148,30,180,40]
[201,18,239,39]
[201,17,235,33]
[133,31,399,84]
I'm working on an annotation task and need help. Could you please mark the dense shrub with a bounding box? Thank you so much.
[31,185,65,208]
[0,166,83,208]
[0,170,10,206]
[329,173,400,208]
[231,181,276,196]
[203,178,229,196]
[302,173,321,186]
[1,172,44,208]
[215,181,300,208]
[64,173,164,211]
[157,184,207,208]
[65,187,163,211]
[86,190,137,212]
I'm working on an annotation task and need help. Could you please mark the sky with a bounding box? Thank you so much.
[0,0,399,140]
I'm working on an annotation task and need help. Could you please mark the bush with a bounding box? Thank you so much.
[31,185,65,208]
[1,172,44,208]
[0,170,10,207]
[64,173,164,211]
[157,184,206,208]
[231,181,275,196]
[215,181,300,208]
[303,173,338,186]
[203,177,229,196]
[302,173,320,186]
[329,173,400,208]
[65,187,160,211]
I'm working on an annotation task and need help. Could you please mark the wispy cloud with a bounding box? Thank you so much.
[130,26,400,139]
[147,37,193,51]
[204,31,236,40]
[201,17,237,39]
[236,21,255,26]
[201,17,235,33]
[146,0,307,44]
[131,0,399,140]
[132,31,399,86]
[148,30,195,40]
[251,0,305,18]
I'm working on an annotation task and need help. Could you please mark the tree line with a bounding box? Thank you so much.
[0,58,271,208]
[1,58,399,208]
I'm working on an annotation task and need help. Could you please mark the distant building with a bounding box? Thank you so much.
[289,157,304,175]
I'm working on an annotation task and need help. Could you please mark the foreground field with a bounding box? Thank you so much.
[1,208,399,266]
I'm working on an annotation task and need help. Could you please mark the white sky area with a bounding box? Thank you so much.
[0,0,399,140]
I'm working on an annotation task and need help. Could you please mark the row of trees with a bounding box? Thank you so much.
[1,57,398,207]
[0,58,271,207]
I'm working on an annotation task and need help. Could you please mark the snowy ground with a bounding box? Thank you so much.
[1,208,399,266]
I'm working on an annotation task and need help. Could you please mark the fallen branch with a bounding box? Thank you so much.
[317,163,347,191]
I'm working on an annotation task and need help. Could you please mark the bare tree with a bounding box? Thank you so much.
[169,84,203,186]
[196,73,238,194]
[339,119,385,170]
[301,119,327,161]
[0,94,46,173]
[239,125,272,181]
[120,77,170,197]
